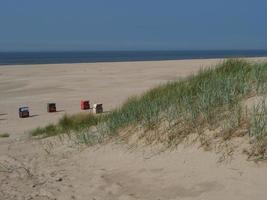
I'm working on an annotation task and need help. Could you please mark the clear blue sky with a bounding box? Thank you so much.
[0,0,267,51]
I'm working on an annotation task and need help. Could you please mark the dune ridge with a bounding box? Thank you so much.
[1,58,267,200]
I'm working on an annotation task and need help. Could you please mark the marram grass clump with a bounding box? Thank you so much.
[31,59,267,156]
[30,113,100,137]
[0,133,10,138]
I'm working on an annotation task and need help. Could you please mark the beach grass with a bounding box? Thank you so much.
[30,113,100,137]
[249,99,267,140]
[31,59,267,155]
[0,133,10,138]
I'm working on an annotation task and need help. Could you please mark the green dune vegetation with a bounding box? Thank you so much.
[0,133,10,138]
[31,59,267,159]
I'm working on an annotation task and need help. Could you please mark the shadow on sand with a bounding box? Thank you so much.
[29,114,39,118]
[56,110,65,113]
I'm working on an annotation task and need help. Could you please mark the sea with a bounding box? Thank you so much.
[0,50,267,65]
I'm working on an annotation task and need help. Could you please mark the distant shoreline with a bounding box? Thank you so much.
[1,50,267,66]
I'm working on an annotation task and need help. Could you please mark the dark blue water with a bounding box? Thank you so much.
[0,50,267,65]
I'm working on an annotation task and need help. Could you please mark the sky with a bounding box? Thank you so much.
[0,0,267,51]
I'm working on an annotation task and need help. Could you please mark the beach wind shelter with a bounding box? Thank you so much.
[19,107,30,118]
[80,100,90,110]
[47,103,57,113]
[93,103,103,114]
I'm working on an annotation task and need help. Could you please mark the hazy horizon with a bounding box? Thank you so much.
[1,49,267,53]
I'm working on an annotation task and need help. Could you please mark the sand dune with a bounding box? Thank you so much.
[1,137,267,200]
[1,58,267,200]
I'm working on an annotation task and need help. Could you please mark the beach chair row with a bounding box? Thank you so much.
[18,100,103,118]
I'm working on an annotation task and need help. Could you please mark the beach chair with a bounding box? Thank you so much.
[19,107,30,118]
[93,103,103,114]
[47,103,57,112]
[80,100,90,110]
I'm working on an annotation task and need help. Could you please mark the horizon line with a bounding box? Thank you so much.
[1,49,267,53]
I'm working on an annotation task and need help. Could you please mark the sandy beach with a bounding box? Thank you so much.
[1,58,267,200]
[0,58,228,137]
[2,57,267,138]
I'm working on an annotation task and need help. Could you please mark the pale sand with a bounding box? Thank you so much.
[1,58,267,200]
[1,137,267,200]
[1,57,267,137]
[0,58,227,137]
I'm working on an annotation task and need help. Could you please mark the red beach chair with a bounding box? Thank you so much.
[81,100,90,110]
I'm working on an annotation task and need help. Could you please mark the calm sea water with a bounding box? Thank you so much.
[0,50,267,65]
